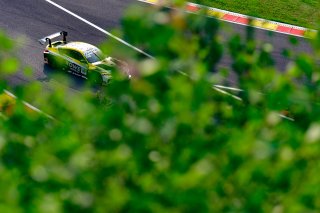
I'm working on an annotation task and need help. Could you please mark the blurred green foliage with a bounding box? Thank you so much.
[1,1,320,212]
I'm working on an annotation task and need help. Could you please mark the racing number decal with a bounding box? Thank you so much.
[68,62,81,73]
[68,62,87,76]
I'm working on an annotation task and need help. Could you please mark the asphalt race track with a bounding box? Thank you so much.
[0,0,314,91]
[0,0,133,92]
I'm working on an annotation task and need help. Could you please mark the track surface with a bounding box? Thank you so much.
[0,0,314,91]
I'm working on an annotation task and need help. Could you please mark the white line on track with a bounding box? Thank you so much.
[45,0,243,96]
[213,85,243,92]
[213,87,242,101]
[137,0,312,38]
[4,90,55,120]
[44,0,294,122]
[45,0,154,59]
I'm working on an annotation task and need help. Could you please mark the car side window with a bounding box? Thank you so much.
[59,49,70,57]
[59,49,87,63]
[70,50,86,63]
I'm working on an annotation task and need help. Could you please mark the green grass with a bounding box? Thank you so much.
[193,0,320,29]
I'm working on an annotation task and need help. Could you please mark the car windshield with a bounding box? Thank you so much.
[85,49,104,63]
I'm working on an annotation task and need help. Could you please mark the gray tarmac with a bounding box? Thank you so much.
[0,0,314,90]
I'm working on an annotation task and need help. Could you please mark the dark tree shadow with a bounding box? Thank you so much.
[39,64,90,90]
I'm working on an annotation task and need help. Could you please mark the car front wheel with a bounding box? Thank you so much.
[88,72,103,86]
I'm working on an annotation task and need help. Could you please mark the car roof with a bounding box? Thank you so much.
[59,42,99,54]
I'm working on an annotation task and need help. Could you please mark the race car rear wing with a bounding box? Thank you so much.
[38,31,68,47]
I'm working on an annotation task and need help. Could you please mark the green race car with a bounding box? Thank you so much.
[39,31,130,85]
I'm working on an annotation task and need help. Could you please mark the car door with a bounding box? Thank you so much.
[60,49,88,78]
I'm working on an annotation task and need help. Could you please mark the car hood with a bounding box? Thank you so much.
[92,57,115,73]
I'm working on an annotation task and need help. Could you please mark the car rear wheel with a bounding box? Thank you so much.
[43,55,56,73]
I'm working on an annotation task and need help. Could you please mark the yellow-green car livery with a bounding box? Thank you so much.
[39,31,130,85]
